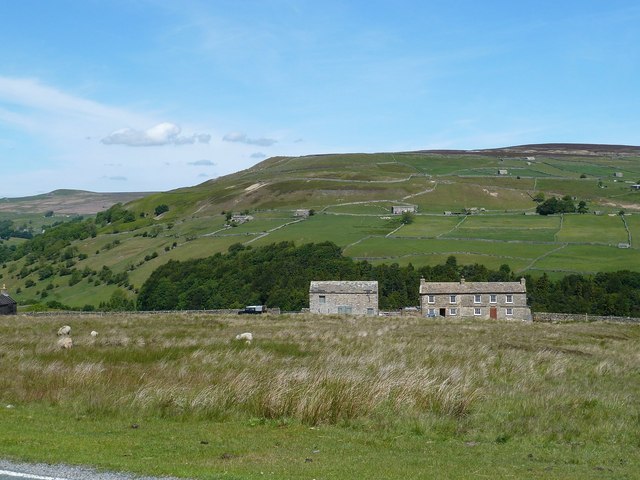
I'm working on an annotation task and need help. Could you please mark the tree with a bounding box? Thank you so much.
[577,201,588,214]
[533,192,545,203]
[154,204,169,216]
[400,211,415,225]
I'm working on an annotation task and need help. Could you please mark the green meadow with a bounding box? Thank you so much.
[0,313,638,479]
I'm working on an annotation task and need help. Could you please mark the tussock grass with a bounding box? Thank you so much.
[1,314,639,446]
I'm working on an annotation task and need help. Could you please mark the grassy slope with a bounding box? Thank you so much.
[2,149,640,308]
[0,313,638,479]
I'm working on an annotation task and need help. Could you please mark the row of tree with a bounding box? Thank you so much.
[137,241,640,316]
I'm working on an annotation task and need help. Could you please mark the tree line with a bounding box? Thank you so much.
[137,241,640,316]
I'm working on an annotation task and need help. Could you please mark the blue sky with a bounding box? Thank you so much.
[1,0,639,197]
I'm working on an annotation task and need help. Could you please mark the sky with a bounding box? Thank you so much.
[1,0,639,197]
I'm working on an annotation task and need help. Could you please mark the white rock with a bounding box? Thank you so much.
[235,332,253,344]
[90,331,98,337]
[57,325,71,336]
[58,337,73,349]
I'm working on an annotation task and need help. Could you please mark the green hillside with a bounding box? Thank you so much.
[2,144,640,309]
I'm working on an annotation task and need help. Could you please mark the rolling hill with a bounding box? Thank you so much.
[1,144,640,309]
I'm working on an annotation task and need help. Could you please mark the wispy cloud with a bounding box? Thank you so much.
[223,132,277,146]
[102,123,210,147]
[105,175,127,181]
[250,152,266,159]
[187,159,216,166]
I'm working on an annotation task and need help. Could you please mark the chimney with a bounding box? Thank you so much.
[520,277,526,287]
[1,284,7,296]
[460,277,465,285]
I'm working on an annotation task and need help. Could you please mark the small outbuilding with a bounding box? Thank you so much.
[391,205,417,215]
[309,281,378,316]
[0,285,17,315]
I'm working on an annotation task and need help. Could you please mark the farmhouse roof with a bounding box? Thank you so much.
[420,278,526,295]
[310,281,378,294]
[0,292,17,306]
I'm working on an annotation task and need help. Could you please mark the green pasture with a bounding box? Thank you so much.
[323,202,399,214]
[535,178,624,200]
[624,215,640,248]
[440,215,560,242]
[530,244,640,273]
[556,214,629,245]
[453,176,537,190]
[250,214,393,248]
[409,182,534,212]
[344,237,555,262]
[392,215,464,237]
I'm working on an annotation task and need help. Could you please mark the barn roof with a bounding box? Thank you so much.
[310,281,378,294]
[420,279,526,295]
[0,293,17,306]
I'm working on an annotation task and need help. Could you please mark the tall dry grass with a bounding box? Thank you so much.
[0,313,638,442]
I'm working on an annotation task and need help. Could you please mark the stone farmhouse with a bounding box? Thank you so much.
[309,281,378,316]
[0,285,17,315]
[420,277,532,321]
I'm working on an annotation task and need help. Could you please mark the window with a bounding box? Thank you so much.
[474,307,482,316]
[449,308,457,316]
[366,308,374,316]
[449,295,457,304]
[474,294,481,303]
[427,308,436,316]
[506,294,513,304]
[427,294,435,304]
[319,295,326,304]
[337,306,352,314]
[490,294,497,303]
[506,308,513,316]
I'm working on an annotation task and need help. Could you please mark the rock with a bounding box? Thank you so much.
[57,337,73,349]
[235,332,253,344]
[57,325,71,336]
[90,331,98,337]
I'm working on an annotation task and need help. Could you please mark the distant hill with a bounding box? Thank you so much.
[1,143,640,310]
[0,189,154,214]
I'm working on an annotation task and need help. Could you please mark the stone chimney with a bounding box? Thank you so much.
[520,277,527,287]
[460,277,465,285]
[1,284,7,296]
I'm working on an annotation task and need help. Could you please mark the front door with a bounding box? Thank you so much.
[439,308,446,317]
[490,307,497,319]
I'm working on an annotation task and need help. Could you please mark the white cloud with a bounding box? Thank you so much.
[223,132,277,146]
[250,152,266,159]
[104,175,127,181]
[187,159,216,166]
[101,122,211,147]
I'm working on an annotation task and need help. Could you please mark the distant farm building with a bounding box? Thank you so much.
[420,277,532,321]
[0,285,17,315]
[391,205,417,215]
[613,172,624,178]
[309,281,378,316]
[230,214,253,224]
[294,209,311,218]
[631,184,640,190]
[618,243,631,249]
[498,169,508,175]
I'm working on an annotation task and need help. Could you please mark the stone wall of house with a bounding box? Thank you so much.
[309,292,378,316]
[420,292,531,321]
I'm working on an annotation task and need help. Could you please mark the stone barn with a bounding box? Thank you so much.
[309,281,378,316]
[0,285,17,315]
[391,205,417,214]
[420,277,531,321]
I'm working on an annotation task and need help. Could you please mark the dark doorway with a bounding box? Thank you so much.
[439,308,446,317]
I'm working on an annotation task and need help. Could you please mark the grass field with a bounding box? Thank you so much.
[0,313,638,479]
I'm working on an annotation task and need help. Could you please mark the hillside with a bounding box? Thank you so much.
[1,144,640,309]
[0,189,152,215]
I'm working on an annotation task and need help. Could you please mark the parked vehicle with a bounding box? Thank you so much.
[238,305,266,314]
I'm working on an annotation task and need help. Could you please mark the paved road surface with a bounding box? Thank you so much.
[0,462,185,480]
